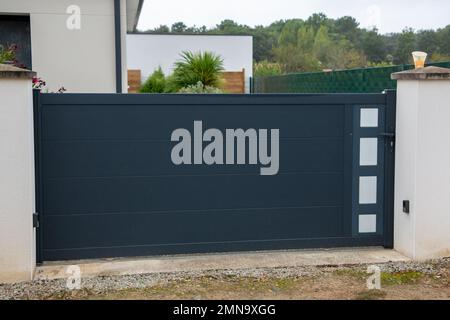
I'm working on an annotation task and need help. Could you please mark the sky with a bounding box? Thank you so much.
[137,0,450,34]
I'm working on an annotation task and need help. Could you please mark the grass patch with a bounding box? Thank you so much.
[381,271,423,285]
[333,268,367,280]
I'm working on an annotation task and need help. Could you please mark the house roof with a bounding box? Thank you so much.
[126,0,144,32]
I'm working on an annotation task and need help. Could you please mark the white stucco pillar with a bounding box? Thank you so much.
[0,64,36,283]
[392,66,450,260]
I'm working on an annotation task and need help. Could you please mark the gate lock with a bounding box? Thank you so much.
[379,132,395,149]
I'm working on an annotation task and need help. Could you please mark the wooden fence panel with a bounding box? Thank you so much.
[127,69,141,93]
[221,69,245,93]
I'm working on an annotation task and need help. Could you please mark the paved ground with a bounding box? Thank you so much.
[35,248,409,280]
[1,249,449,300]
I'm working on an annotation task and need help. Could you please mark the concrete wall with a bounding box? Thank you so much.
[0,0,128,93]
[0,77,35,283]
[127,34,253,92]
[394,77,450,259]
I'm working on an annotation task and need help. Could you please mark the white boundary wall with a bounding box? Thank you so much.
[0,71,36,283]
[393,67,450,260]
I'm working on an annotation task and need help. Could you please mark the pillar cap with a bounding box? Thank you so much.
[391,66,450,80]
[0,64,36,79]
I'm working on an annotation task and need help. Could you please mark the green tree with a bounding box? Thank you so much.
[395,28,417,64]
[416,30,439,55]
[213,20,251,34]
[297,25,315,52]
[306,13,330,31]
[436,25,450,54]
[278,19,303,46]
[329,41,367,70]
[253,26,276,62]
[313,25,333,65]
[273,44,320,72]
[333,16,360,44]
[152,25,169,33]
[171,22,187,33]
[362,28,386,63]
[138,15,450,73]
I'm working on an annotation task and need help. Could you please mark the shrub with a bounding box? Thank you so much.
[254,60,283,77]
[172,51,224,90]
[163,74,179,93]
[178,81,223,94]
[139,67,166,93]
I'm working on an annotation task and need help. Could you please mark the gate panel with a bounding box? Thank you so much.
[34,93,394,261]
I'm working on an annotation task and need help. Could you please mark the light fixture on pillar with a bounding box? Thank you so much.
[412,51,427,69]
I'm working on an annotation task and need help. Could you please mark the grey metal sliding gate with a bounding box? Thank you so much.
[33,91,396,261]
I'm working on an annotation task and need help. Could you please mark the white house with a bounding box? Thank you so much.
[0,0,144,93]
[127,33,253,92]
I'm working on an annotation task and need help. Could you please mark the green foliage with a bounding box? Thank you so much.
[362,29,386,63]
[139,67,166,93]
[142,15,450,73]
[366,61,394,67]
[297,26,315,52]
[0,44,16,64]
[381,271,423,285]
[213,19,251,35]
[153,25,170,33]
[178,81,223,94]
[163,74,179,93]
[273,44,320,73]
[395,28,417,64]
[253,60,283,77]
[333,16,360,44]
[171,22,187,33]
[313,25,334,63]
[430,53,450,62]
[172,51,224,90]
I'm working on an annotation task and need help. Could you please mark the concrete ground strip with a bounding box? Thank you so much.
[35,247,410,281]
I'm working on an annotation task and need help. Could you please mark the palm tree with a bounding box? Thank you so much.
[172,51,224,90]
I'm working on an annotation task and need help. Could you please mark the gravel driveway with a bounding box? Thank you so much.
[1,258,448,300]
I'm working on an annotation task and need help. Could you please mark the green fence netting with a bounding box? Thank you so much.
[253,62,450,93]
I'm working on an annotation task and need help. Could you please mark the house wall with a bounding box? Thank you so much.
[127,34,253,92]
[0,0,128,93]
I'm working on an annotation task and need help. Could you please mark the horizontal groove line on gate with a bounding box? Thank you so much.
[43,235,377,253]
[44,170,343,180]
[43,205,343,217]
[41,137,344,143]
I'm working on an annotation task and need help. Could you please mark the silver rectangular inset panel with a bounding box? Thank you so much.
[359,176,377,204]
[358,214,377,233]
[360,138,378,166]
[360,108,378,127]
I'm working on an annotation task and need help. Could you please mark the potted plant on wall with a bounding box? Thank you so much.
[0,44,17,65]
